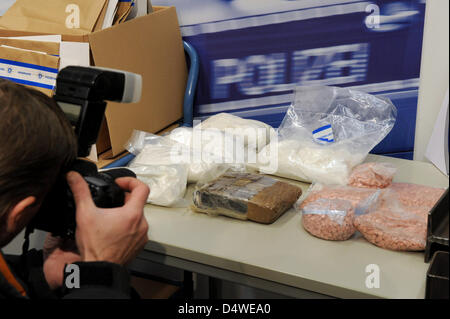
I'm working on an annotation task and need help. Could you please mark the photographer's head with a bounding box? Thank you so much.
[0,79,77,247]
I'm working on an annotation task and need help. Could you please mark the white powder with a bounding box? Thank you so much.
[127,129,234,207]
[129,144,189,207]
[128,164,188,207]
[168,127,235,183]
[258,139,366,185]
[196,113,275,151]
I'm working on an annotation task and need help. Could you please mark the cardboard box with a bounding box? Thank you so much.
[89,6,187,156]
[0,6,187,157]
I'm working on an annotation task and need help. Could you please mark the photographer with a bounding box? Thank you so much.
[0,79,149,299]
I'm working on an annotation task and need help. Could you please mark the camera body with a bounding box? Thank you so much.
[28,66,142,238]
[32,160,134,238]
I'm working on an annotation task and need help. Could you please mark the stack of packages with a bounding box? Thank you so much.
[269,87,446,251]
[297,162,446,251]
[125,116,303,224]
[0,0,152,96]
[0,37,61,96]
[125,85,446,233]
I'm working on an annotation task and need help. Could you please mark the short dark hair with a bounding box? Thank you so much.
[0,79,77,224]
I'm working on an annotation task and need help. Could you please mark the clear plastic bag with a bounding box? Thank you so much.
[297,183,379,211]
[195,112,276,152]
[128,164,188,207]
[125,131,189,207]
[348,162,396,189]
[167,127,235,182]
[354,183,445,224]
[126,130,184,165]
[258,86,397,185]
[388,183,446,215]
[353,189,428,251]
[300,198,356,241]
[126,129,233,184]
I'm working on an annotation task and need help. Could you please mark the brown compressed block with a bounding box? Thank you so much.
[248,181,303,224]
[192,172,302,224]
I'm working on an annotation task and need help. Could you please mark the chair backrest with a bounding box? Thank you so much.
[181,41,199,127]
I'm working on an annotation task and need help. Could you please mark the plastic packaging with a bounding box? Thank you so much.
[167,127,236,182]
[196,112,275,152]
[348,162,396,188]
[388,183,446,214]
[301,198,356,241]
[298,183,379,211]
[192,172,302,224]
[258,86,397,185]
[126,131,188,207]
[128,164,188,207]
[297,181,446,251]
[126,129,180,158]
[258,140,364,185]
[168,127,237,183]
[353,189,428,251]
[126,129,232,184]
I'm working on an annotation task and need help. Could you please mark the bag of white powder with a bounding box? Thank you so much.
[256,86,397,185]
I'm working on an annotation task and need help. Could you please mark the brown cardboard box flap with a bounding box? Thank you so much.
[0,29,89,42]
[0,45,59,96]
[89,6,187,156]
[0,38,60,55]
[1,6,186,158]
[0,0,107,35]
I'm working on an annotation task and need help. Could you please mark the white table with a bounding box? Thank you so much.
[133,155,449,299]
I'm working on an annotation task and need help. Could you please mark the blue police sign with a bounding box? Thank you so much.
[144,0,426,158]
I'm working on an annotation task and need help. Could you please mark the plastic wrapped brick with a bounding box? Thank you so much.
[301,198,356,241]
[348,162,396,189]
[192,172,302,224]
[126,129,233,185]
[168,127,237,182]
[196,112,275,152]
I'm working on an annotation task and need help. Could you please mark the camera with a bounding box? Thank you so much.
[28,66,143,238]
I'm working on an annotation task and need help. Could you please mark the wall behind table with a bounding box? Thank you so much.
[414,0,449,162]
[154,0,427,160]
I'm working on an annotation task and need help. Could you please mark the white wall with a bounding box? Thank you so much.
[414,0,449,161]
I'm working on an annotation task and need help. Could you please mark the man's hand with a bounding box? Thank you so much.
[43,235,81,290]
[66,171,149,265]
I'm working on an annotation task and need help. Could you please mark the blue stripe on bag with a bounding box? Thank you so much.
[0,58,58,73]
[0,75,55,90]
[312,124,332,135]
